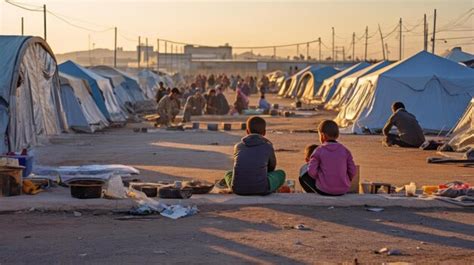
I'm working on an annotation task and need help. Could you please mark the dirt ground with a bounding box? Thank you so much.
[2,93,472,264]
[0,206,473,264]
[36,93,473,187]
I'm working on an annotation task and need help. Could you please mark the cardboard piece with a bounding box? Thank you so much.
[348,165,360,194]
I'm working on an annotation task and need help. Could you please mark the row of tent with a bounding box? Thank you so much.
[277,50,474,152]
[0,36,178,153]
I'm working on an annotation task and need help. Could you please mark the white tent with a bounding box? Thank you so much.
[137,70,174,99]
[446,98,473,152]
[59,73,109,132]
[284,66,313,98]
[442,47,474,63]
[326,61,392,110]
[277,76,293,97]
[0,36,66,153]
[299,66,340,101]
[311,62,371,104]
[335,51,474,134]
[59,60,127,123]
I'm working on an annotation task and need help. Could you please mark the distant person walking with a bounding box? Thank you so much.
[383,102,425,148]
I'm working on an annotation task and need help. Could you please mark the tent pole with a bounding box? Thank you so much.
[21,17,24,35]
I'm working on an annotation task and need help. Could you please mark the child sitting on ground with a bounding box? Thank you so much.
[224,116,286,195]
[299,120,356,196]
[298,144,319,191]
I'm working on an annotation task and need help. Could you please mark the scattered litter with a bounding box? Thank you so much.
[420,241,427,245]
[103,174,127,199]
[293,224,311,231]
[375,247,389,254]
[387,249,402,256]
[366,207,384,212]
[416,246,421,250]
[28,207,35,212]
[79,253,87,257]
[327,206,335,209]
[160,205,199,220]
[294,240,302,245]
[73,211,82,217]
[153,250,168,255]
[374,219,383,222]
[24,235,31,239]
[77,237,83,240]
[209,142,219,146]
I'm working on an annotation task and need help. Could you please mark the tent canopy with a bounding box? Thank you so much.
[335,51,474,134]
[311,62,371,104]
[326,61,392,110]
[91,65,146,103]
[299,66,340,100]
[0,36,64,153]
[59,60,127,122]
[59,72,109,132]
[442,47,474,63]
[447,98,474,152]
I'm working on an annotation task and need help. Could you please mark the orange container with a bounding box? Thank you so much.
[422,185,438,195]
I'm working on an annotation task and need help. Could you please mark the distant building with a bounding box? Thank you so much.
[184,44,232,60]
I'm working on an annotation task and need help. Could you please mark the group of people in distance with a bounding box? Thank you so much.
[223,101,425,196]
[155,73,273,127]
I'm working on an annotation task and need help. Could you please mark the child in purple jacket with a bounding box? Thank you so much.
[299,120,357,196]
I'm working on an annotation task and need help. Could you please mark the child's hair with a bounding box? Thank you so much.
[260,93,265,99]
[318,120,339,139]
[305,144,318,160]
[247,116,266,135]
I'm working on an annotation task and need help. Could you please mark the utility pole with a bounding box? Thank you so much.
[21,17,24,35]
[273,46,276,59]
[432,9,437,54]
[378,24,386,60]
[332,27,335,62]
[352,32,355,61]
[43,5,47,41]
[399,18,402,60]
[423,14,428,51]
[138,36,141,70]
[364,26,368,61]
[342,47,346,61]
[318,37,321,61]
[157,39,160,70]
[306,42,309,60]
[385,43,389,60]
[114,27,117,68]
[146,38,149,69]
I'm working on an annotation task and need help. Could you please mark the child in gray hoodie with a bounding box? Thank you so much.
[224,116,286,195]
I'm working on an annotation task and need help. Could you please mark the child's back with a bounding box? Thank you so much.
[308,141,356,195]
[233,134,275,194]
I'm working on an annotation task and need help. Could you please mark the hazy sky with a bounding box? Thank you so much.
[1,0,472,59]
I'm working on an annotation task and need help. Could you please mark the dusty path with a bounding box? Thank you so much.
[0,206,473,264]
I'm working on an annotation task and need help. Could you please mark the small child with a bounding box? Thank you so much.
[298,144,319,184]
[300,120,356,196]
[224,116,286,195]
[258,93,271,111]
